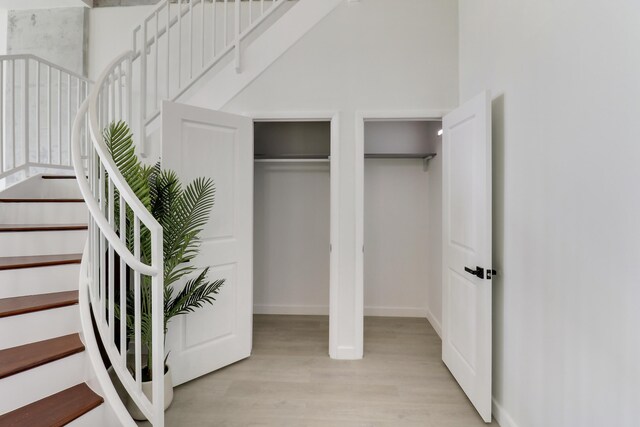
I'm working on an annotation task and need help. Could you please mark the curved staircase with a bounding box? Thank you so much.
[0,0,344,425]
[0,174,107,426]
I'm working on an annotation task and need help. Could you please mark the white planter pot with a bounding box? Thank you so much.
[126,366,174,421]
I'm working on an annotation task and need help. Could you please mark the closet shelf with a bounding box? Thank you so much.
[364,153,437,160]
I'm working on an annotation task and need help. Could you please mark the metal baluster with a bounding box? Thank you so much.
[57,69,61,165]
[11,60,15,169]
[189,0,193,79]
[154,10,159,111]
[35,61,40,164]
[108,177,115,341]
[201,0,205,69]
[23,59,29,169]
[67,74,71,165]
[47,65,51,164]
[120,195,127,364]
[235,0,240,72]
[140,19,148,155]
[224,0,228,47]
[178,0,182,86]
[166,0,170,100]
[212,0,217,58]
[134,216,142,390]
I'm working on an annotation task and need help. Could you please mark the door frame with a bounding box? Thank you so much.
[246,110,341,358]
[354,109,450,357]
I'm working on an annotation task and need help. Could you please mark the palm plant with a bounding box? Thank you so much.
[104,121,224,381]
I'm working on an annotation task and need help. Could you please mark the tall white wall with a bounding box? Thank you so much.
[223,0,458,357]
[458,1,640,426]
[87,5,154,79]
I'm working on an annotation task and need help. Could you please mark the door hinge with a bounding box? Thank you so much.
[464,266,497,280]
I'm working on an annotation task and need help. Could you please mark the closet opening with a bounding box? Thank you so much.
[359,118,443,355]
[252,119,333,357]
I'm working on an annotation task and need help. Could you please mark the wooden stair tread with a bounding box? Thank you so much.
[0,291,79,318]
[41,175,76,180]
[0,383,102,427]
[0,224,87,232]
[0,198,84,203]
[0,334,84,379]
[0,254,82,271]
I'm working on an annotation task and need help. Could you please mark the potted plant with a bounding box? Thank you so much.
[104,121,224,420]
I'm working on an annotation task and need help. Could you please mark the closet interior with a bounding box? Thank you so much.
[363,119,443,323]
[253,121,331,350]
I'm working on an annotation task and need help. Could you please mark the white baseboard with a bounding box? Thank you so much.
[492,397,519,427]
[425,307,442,338]
[330,345,362,360]
[254,304,329,315]
[254,304,429,318]
[363,306,428,317]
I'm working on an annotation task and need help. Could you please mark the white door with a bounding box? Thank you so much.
[161,100,253,386]
[442,91,493,422]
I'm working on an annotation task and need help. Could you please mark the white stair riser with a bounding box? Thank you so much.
[0,264,80,298]
[66,404,106,427]
[0,352,86,414]
[0,202,87,224]
[0,230,87,257]
[1,179,81,199]
[0,306,80,350]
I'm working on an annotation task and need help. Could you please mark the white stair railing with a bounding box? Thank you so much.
[71,51,165,427]
[132,0,290,154]
[71,1,299,425]
[0,54,90,183]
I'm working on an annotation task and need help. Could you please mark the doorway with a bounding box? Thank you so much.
[252,116,339,357]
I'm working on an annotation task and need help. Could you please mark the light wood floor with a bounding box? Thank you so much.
[150,315,499,426]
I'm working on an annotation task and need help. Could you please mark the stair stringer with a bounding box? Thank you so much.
[77,247,137,427]
[177,0,343,111]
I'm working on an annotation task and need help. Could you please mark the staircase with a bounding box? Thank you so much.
[0,0,345,425]
[0,174,109,426]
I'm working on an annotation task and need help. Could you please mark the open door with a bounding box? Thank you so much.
[442,91,493,422]
[161,100,253,386]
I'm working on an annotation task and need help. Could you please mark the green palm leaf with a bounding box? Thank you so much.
[103,121,225,380]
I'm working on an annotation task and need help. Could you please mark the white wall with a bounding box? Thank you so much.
[362,120,442,319]
[87,4,154,79]
[459,1,640,426]
[364,159,429,317]
[223,0,458,357]
[254,162,330,314]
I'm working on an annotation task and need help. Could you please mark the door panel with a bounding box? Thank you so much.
[442,91,492,422]
[161,101,253,386]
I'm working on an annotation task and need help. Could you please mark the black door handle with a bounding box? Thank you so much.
[464,266,485,279]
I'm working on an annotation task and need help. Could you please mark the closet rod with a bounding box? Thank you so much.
[364,153,437,160]
[254,158,330,163]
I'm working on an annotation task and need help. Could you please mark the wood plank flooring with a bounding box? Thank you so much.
[142,315,499,426]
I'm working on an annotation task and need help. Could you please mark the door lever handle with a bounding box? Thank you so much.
[464,266,485,279]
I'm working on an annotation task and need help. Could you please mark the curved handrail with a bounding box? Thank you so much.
[76,51,160,276]
[72,99,158,277]
[71,49,164,426]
